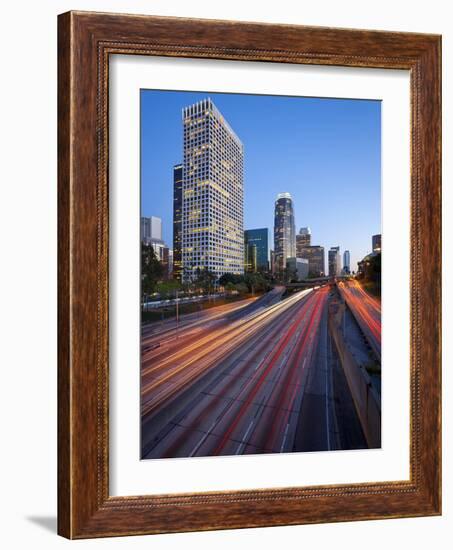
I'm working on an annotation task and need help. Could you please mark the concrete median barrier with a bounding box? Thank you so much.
[328,300,381,448]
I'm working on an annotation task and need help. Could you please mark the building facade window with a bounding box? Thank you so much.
[181,98,244,281]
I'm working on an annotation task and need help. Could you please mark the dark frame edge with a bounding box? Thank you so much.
[421,33,442,517]
[57,10,73,540]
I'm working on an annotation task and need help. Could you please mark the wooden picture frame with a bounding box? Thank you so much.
[58,10,441,539]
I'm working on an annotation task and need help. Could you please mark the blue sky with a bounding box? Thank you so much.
[141,90,381,271]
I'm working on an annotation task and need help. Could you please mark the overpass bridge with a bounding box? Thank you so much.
[284,277,333,289]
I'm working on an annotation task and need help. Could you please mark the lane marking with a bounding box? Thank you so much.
[156,293,315,455]
[280,422,290,452]
[236,419,255,455]
[147,290,318,455]
[325,309,331,451]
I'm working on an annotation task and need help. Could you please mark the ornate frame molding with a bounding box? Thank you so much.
[58,11,441,538]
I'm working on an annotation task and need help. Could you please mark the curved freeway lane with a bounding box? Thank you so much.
[337,280,381,361]
[141,286,366,458]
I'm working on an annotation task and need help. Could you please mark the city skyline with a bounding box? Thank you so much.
[141,89,381,271]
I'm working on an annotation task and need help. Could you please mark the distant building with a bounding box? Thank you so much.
[161,247,170,279]
[141,216,162,243]
[148,239,166,264]
[173,164,183,281]
[296,227,311,255]
[245,243,258,272]
[182,98,244,281]
[274,193,296,274]
[141,215,170,273]
[328,246,342,277]
[286,257,309,281]
[343,250,351,275]
[270,249,276,276]
[372,234,382,254]
[168,249,174,277]
[244,228,269,271]
[357,252,377,279]
[297,245,325,277]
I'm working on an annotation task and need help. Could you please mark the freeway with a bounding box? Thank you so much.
[337,280,381,361]
[141,286,366,458]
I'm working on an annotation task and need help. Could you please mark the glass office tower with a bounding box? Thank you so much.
[274,192,296,274]
[244,228,269,271]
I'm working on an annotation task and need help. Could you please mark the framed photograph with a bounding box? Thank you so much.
[58,11,441,538]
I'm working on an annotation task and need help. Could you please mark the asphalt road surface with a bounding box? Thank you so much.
[141,286,366,459]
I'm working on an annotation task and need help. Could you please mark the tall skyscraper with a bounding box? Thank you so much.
[372,234,382,254]
[297,245,325,277]
[343,250,351,274]
[328,246,341,277]
[173,164,183,281]
[182,98,244,281]
[274,192,296,274]
[244,228,269,271]
[296,227,311,255]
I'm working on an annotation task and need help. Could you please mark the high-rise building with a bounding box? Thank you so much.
[297,245,325,277]
[172,164,183,281]
[296,227,311,255]
[181,98,244,281]
[328,246,341,277]
[343,250,351,274]
[372,234,382,254]
[244,228,269,271]
[286,257,309,281]
[141,216,162,243]
[274,192,296,274]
